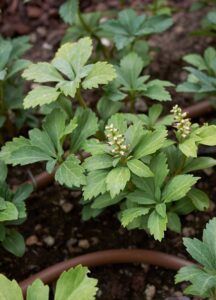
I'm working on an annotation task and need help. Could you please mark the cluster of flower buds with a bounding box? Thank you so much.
[105,123,128,157]
[171,105,191,138]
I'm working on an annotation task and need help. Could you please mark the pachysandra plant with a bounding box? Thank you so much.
[60,0,110,59]
[0,35,33,133]
[148,0,173,16]
[1,35,216,244]
[176,218,216,300]
[0,160,32,256]
[22,37,116,109]
[0,265,98,300]
[177,47,216,99]
[80,107,216,241]
[101,8,173,51]
[97,52,174,118]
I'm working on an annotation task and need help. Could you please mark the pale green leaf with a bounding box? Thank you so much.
[0,202,18,221]
[24,86,60,109]
[82,62,116,89]
[0,274,23,300]
[27,279,49,300]
[55,265,98,300]
[23,62,63,83]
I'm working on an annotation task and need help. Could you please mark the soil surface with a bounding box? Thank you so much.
[0,0,216,299]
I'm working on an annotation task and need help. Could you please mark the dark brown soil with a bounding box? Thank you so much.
[0,0,216,299]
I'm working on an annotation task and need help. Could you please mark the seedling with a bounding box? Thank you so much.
[0,265,98,299]
[0,35,32,135]
[0,160,32,256]
[177,47,216,100]
[22,37,116,109]
[176,218,216,300]
[97,52,173,117]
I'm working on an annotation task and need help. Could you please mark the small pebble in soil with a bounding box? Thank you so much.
[182,227,195,237]
[61,202,74,213]
[43,235,55,247]
[26,235,41,246]
[78,239,90,249]
[144,284,156,300]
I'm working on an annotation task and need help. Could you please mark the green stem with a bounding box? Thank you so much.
[76,88,87,108]
[153,0,159,15]
[78,11,108,59]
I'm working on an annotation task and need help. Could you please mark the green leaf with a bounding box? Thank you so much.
[0,39,12,70]
[106,167,131,198]
[24,86,60,109]
[148,104,163,124]
[183,157,216,173]
[175,265,206,284]
[0,274,23,300]
[82,62,116,89]
[0,160,7,182]
[29,128,57,158]
[133,129,167,159]
[150,152,169,187]
[120,207,150,227]
[183,237,214,269]
[155,203,166,218]
[55,265,98,300]
[8,145,52,166]
[162,175,199,203]
[71,108,98,152]
[83,154,113,171]
[203,218,216,268]
[2,230,25,257]
[197,125,216,146]
[23,62,63,83]
[143,81,172,101]
[183,54,207,70]
[43,109,67,156]
[83,170,109,200]
[179,138,198,157]
[54,38,92,75]
[0,202,18,221]
[0,136,30,164]
[27,279,49,300]
[147,210,167,241]
[59,0,79,25]
[82,139,107,155]
[127,159,153,177]
[127,190,155,204]
[55,154,86,188]
[125,122,144,152]
[7,59,30,78]
[91,193,125,209]
[167,212,181,233]
[188,188,209,211]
